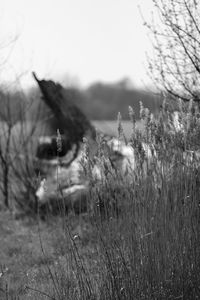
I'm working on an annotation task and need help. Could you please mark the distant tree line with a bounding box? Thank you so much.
[82,80,161,119]
[0,78,162,123]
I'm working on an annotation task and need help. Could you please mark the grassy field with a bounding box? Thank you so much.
[0,211,99,300]
[0,107,200,299]
[92,120,144,138]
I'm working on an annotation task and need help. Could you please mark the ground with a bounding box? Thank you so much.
[0,210,98,299]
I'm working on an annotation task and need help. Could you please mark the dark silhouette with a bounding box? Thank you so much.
[32,72,96,159]
[36,135,71,160]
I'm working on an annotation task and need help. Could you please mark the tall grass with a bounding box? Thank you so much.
[67,101,200,299]
[2,101,200,299]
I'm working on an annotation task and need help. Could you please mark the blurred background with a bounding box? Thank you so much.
[0,0,161,137]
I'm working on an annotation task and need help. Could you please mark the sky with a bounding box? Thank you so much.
[0,0,154,89]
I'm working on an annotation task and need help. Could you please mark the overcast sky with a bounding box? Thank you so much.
[0,0,154,89]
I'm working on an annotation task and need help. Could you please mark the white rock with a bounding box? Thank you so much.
[36,179,46,199]
[62,184,87,195]
[172,111,184,132]
[38,136,52,144]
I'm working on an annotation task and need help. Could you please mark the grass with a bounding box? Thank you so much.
[0,101,200,299]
